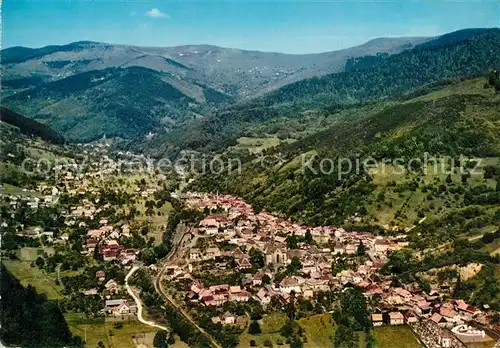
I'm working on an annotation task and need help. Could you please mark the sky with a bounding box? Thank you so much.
[2,0,500,54]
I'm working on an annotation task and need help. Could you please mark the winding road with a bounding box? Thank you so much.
[125,226,221,348]
[125,265,169,332]
[153,227,222,348]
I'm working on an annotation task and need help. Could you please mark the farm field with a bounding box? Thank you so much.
[366,157,500,228]
[372,325,421,348]
[239,313,374,348]
[66,313,189,348]
[235,137,282,154]
[0,183,42,197]
[260,312,289,334]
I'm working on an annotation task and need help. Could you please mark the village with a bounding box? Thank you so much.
[0,142,171,320]
[159,192,500,347]
[0,140,499,348]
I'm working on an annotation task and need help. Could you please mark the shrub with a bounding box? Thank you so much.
[248,320,262,335]
[263,339,273,347]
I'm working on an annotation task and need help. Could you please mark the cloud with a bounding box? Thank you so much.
[145,8,170,19]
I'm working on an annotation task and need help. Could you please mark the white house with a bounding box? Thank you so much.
[189,248,202,261]
[389,312,404,325]
[222,312,236,325]
[105,299,131,316]
[279,276,301,294]
[256,288,271,305]
[372,314,383,327]
[439,331,453,348]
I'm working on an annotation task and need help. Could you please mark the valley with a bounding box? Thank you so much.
[0,26,499,348]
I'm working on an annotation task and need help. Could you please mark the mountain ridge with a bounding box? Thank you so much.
[1,36,431,99]
[2,35,429,59]
[2,28,499,146]
[135,28,500,157]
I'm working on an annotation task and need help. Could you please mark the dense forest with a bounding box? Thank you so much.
[261,29,500,106]
[2,66,231,142]
[1,75,49,90]
[2,67,192,141]
[0,266,83,347]
[0,107,65,144]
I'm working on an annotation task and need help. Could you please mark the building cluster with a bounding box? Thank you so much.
[86,223,137,264]
[2,135,499,348]
[102,298,136,317]
[81,271,137,317]
[174,193,405,302]
[0,143,171,323]
[169,193,498,346]
[188,281,251,306]
[211,311,246,326]
[1,187,59,213]
[4,144,164,262]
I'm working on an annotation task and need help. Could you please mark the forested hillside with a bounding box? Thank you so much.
[0,266,83,347]
[2,41,96,64]
[261,29,500,107]
[2,66,232,141]
[0,107,65,144]
[192,76,500,249]
[137,29,500,157]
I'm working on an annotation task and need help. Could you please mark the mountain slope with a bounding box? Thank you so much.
[2,66,232,141]
[1,37,429,98]
[191,77,500,248]
[260,28,500,107]
[0,107,65,144]
[141,28,500,156]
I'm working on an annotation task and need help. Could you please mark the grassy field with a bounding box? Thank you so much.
[134,200,172,244]
[66,314,162,348]
[367,157,500,228]
[235,137,285,154]
[239,313,368,347]
[0,182,42,197]
[372,325,421,348]
[18,246,56,261]
[238,312,289,347]
[66,313,189,348]
[411,78,495,103]
[260,312,289,334]
[298,314,335,348]
[20,247,43,261]
[238,332,286,348]
[483,238,500,256]
[2,260,64,300]
[465,341,497,348]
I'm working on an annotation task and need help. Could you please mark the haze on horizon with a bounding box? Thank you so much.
[3,0,499,54]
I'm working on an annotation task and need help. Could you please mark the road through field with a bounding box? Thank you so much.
[125,265,169,332]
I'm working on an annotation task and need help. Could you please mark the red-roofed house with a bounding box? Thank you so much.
[96,271,105,281]
[279,276,300,294]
